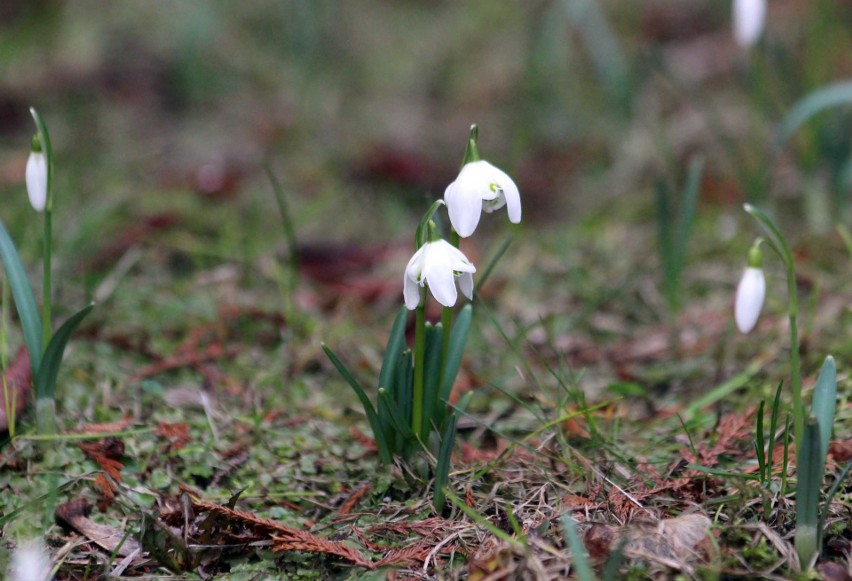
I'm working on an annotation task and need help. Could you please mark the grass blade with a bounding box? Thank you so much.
[264,165,300,287]
[444,489,522,547]
[561,515,595,581]
[0,216,43,376]
[321,343,391,464]
[755,400,766,483]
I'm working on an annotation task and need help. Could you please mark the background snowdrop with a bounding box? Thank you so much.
[25,140,47,212]
[733,0,767,48]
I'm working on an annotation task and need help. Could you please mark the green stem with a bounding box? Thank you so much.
[412,288,427,437]
[42,208,52,349]
[744,204,802,451]
[786,257,802,453]
[438,229,462,408]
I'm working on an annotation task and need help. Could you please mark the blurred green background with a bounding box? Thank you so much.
[1,1,849,252]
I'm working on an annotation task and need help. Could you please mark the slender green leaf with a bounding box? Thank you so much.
[755,400,766,483]
[395,350,413,455]
[377,388,415,441]
[811,355,837,461]
[433,414,457,514]
[0,216,43,375]
[439,304,472,406]
[35,303,94,400]
[767,381,783,485]
[421,322,443,440]
[379,307,408,396]
[561,515,596,581]
[321,343,391,464]
[795,417,822,567]
[775,81,852,149]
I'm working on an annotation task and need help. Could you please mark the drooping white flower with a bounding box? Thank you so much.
[444,160,521,238]
[26,150,48,212]
[403,239,476,310]
[735,266,765,333]
[8,539,52,581]
[733,0,767,48]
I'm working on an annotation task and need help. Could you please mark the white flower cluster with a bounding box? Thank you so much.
[403,155,520,310]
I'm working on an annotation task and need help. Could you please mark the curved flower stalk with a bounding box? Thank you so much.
[444,160,521,238]
[733,0,766,48]
[734,243,765,333]
[25,138,47,213]
[403,239,476,310]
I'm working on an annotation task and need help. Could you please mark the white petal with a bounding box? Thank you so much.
[491,165,522,223]
[733,0,766,48]
[422,245,458,307]
[445,180,483,237]
[405,245,426,281]
[436,240,476,273]
[458,271,474,300]
[25,152,47,212]
[735,267,765,333]
[403,272,421,310]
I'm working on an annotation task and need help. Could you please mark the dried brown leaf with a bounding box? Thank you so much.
[55,498,144,558]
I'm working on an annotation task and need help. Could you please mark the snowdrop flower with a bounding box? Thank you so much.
[733,0,767,48]
[26,138,48,212]
[8,539,52,581]
[444,160,521,238]
[403,239,476,310]
[735,245,765,333]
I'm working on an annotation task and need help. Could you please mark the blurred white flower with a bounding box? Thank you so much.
[444,160,521,238]
[735,266,765,333]
[733,0,766,48]
[403,239,476,309]
[9,539,52,581]
[26,150,47,212]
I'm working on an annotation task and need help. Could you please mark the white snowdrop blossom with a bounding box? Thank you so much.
[733,0,766,48]
[444,160,521,238]
[26,150,47,212]
[8,539,52,581]
[735,266,765,333]
[403,240,476,310]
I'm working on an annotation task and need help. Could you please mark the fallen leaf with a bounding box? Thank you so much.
[56,498,144,558]
[0,347,33,432]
